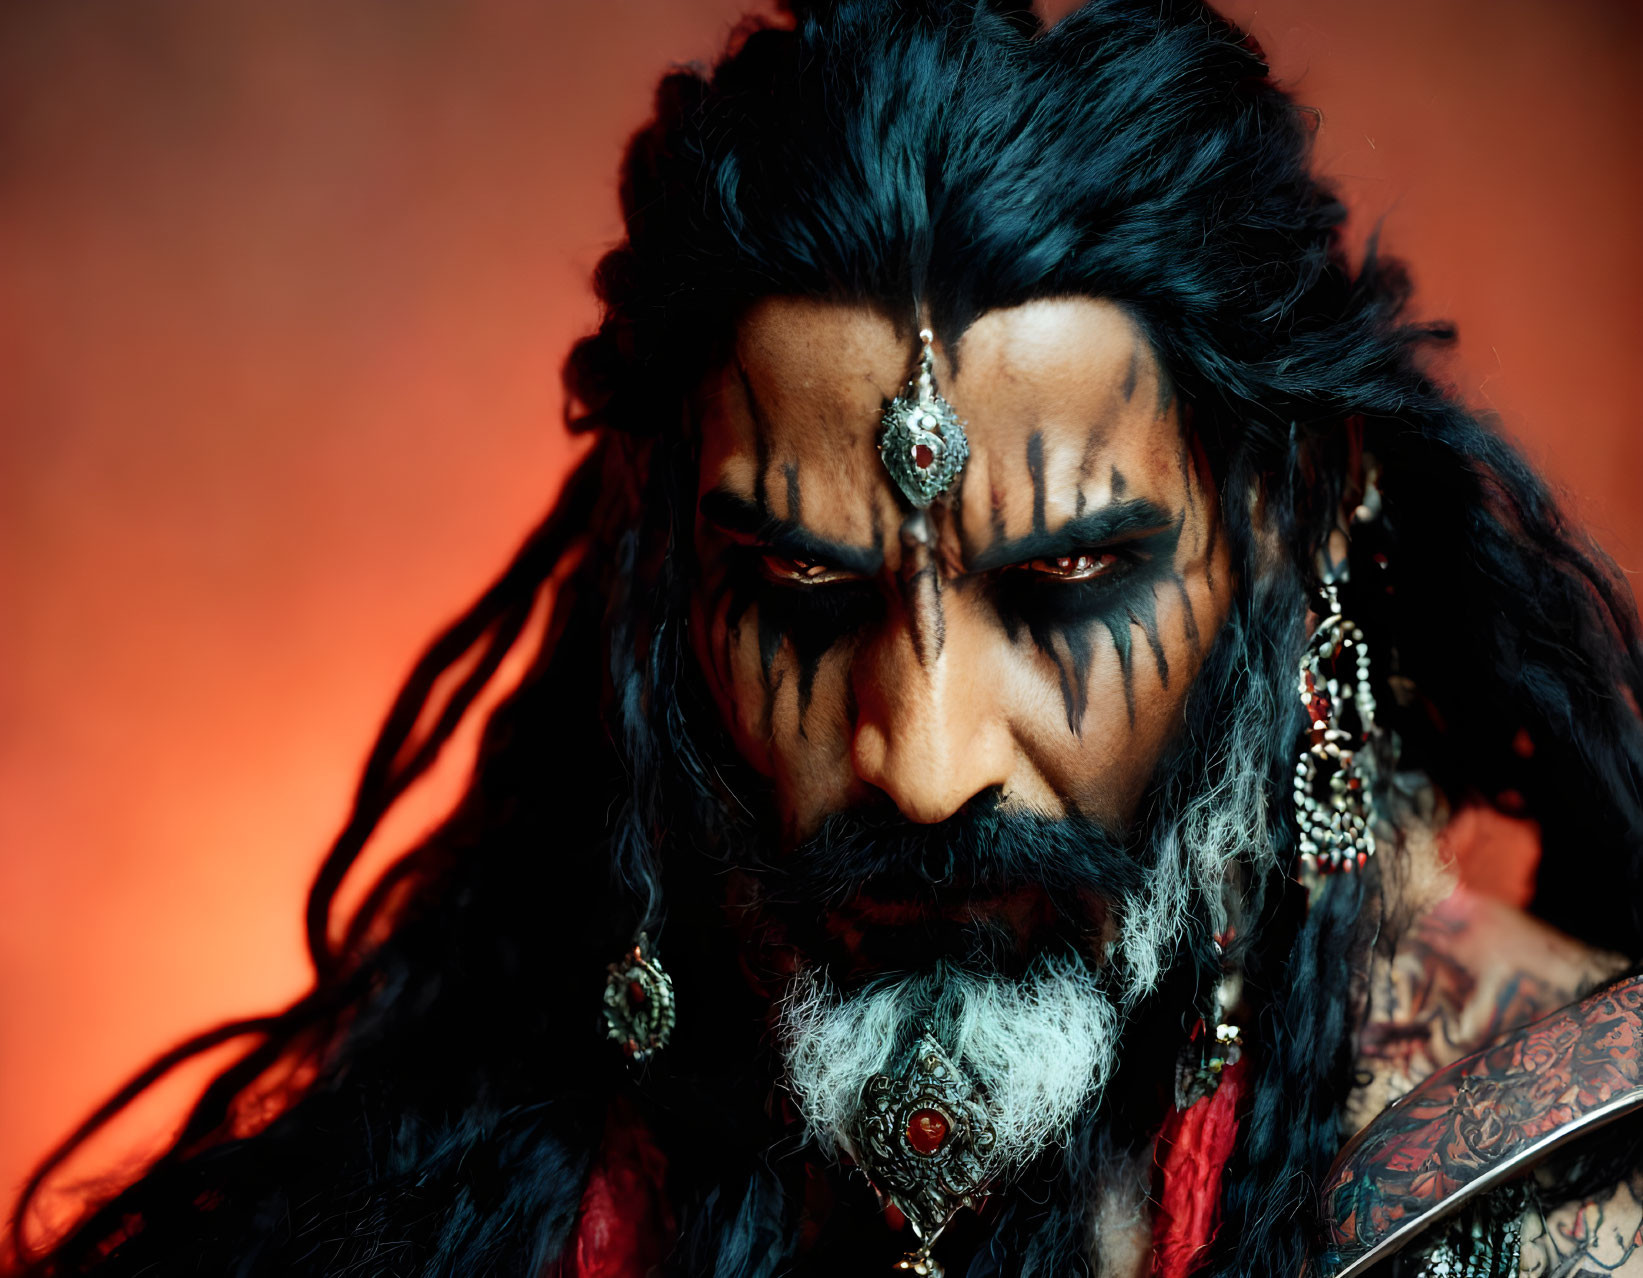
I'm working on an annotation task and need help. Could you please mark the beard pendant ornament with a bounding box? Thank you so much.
[853,1034,999,1277]
[879,328,970,510]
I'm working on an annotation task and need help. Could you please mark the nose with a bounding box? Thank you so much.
[850,527,1014,824]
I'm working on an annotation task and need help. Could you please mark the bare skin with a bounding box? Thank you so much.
[1349,829,1639,1277]
[686,297,1639,1274]
[1521,1173,1643,1278]
[690,296,1229,843]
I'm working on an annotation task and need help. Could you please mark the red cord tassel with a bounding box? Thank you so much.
[1151,1057,1248,1278]
[569,1100,675,1278]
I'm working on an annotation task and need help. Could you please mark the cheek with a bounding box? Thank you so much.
[690,586,862,823]
[1016,542,1231,822]
[691,584,776,777]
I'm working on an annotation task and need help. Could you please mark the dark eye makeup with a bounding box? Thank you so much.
[721,545,883,648]
[726,518,1180,630]
[711,515,1182,736]
[756,553,862,587]
[1021,552,1120,582]
[987,522,1180,631]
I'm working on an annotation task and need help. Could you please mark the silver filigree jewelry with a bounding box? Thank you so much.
[1294,580,1379,883]
[1174,939,1245,1109]
[879,328,969,509]
[853,1033,998,1273]
[602,933,675,1063]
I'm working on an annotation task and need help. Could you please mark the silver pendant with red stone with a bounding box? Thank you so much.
[853,1033,998,1256]
[602,934,675,1064]
[879,328,970,510]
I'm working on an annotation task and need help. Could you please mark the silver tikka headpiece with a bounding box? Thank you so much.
[879,328,970,509]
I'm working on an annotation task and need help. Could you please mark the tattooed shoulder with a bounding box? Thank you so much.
[1519,1169,1643,1277]
[1346,883,1627,1137]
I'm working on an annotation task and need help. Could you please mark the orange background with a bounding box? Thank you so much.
[2,0,1640,1213]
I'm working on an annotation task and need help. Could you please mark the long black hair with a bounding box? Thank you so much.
[11,2,1643,1275]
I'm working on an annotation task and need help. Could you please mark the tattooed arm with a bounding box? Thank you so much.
[1520,1170,1643,1277]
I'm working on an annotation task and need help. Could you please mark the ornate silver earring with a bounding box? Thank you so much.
[1294,578,1379,885]
[1175,936,1245,1109]
[602,933,675,1064]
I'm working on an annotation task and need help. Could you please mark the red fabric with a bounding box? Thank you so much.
[568,1100,675,1278]
[1151,1057,1248,1278]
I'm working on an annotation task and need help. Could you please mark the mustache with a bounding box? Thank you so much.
[740,790,1150,912]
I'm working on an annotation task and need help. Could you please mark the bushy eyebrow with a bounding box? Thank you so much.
[967,497,1177,572]
[698,488,885,576]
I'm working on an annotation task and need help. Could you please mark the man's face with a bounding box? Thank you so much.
[690,296,1233,849]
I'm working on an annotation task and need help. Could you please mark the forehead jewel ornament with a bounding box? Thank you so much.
[879,327,970,509]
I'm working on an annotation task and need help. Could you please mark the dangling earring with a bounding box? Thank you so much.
[602,933,676,1064]
[1175,934,1244,1108]
[1293,578,1379,889]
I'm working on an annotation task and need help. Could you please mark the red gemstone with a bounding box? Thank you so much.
[913,443,935,469]
[906,1107,949,1155]
[628,979,647,1005]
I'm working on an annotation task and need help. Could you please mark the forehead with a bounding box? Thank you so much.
[696,296,1182,548]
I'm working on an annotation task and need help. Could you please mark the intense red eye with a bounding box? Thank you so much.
[760,555,852,585]
[1026,552,1118,581]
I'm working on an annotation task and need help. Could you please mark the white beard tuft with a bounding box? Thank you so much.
[776,954,1119,1169]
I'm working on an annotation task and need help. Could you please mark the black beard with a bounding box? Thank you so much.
[729,797,1150,983]
[692,599,1273,998]
[633,584,1310,1278]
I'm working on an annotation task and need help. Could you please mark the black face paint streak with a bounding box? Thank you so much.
[699,489,882,577]
[1176,440,1212,564]
[736,364,774,515]
[761,667,785,746]
[899,511,946,666]
[1133,583,1169,689]
[1154,359,1177,418]
[757,600,785,685]
[1121,345,1140,402]
[1110,465,1127,498]
[784,461,802,524]
[988,480,1008,549]
[1077,416,1111,484]
[1035,622,1096,735]
[986,518,1183,734]
[719,573,877,730]
[1027,431,1047,535]
[1044,631,1078,735]
[1099,612,1136,726]
[1172,572,1200,653]
[1203,492,1219,594]
[704,492,884,734]
[901,566,946,667]
[1137,514,1190,679]
[1075,487,1087,518]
